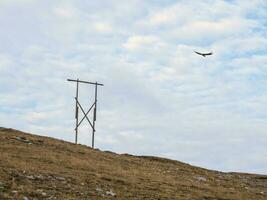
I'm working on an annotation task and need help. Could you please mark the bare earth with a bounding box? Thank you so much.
[0,127,266,200]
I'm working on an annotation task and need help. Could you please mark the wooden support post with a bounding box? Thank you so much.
[92,83,98,148]
[75,79,79,144]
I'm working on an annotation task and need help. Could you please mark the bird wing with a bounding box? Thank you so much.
[204,52,213,56]
[194,51,204,56]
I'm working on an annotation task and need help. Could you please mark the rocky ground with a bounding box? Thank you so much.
[0,127,266,200]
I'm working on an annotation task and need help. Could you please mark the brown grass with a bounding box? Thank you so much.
[0,127,266,200]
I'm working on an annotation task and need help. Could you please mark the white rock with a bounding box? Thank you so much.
[26,175,35,180]
[56,176,65,181]
[196,176,207,182]
[41,192,47,196]
[106,190,116,197]
[36,175,44,180]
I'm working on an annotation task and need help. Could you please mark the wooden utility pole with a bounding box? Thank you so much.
[75,79,79,144]
[67,78,103,148]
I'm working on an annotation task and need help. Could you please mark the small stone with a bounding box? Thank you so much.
[36,175,44,180]
[12,190,18,194]
[26,175,35,180]
[23,197,29,200]
[106,190,116,197]
[14,136,31,143]
[56,176,65,181]
[41,192,47,196]
[96,187,103,192]
[195,176,207,182]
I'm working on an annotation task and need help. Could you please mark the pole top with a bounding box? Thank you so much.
[67,79,104,86]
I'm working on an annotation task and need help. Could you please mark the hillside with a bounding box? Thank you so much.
[0,127,266,200]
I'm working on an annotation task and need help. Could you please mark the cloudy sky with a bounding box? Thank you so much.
[1,0,267,174]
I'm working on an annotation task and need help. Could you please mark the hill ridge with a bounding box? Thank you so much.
[0,127,266,199]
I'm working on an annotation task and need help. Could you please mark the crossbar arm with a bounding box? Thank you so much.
[67,79,104,86]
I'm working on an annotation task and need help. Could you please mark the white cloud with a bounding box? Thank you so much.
[123,35,164,50]
[93,22,113,33]
[53,6,77,18]
[0,0,34,5]
[0,54,13,70]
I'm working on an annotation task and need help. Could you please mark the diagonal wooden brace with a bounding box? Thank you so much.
[75,97,95,131]
[75,102,95,130]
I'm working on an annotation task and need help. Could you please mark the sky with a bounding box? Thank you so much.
[0,0,267,174]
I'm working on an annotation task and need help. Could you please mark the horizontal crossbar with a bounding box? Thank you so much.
[67,79,104,86]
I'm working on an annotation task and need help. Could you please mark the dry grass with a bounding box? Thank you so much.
[0,127,266,200]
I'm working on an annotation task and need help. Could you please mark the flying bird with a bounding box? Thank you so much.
[194,51,213,57]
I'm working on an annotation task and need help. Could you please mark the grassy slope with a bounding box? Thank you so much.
[0,127,266,200]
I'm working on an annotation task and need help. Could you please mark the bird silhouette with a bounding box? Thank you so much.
[194,51,213,57]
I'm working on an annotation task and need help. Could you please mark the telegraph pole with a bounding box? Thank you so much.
[92,82,98,148]
[75,79,79,144]
[67,78,103,148]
